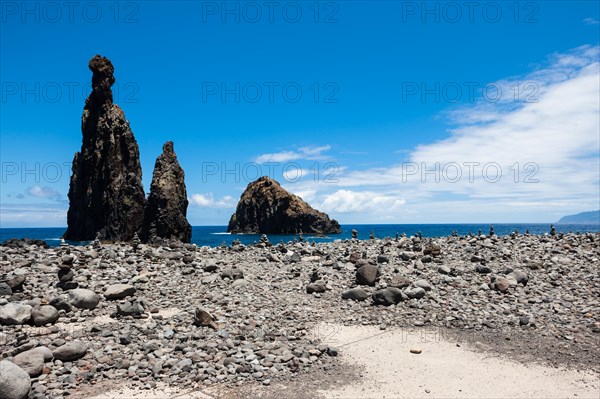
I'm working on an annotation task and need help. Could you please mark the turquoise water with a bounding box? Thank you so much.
[1,224,598,248]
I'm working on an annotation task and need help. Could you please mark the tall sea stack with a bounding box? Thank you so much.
[64,55,146,241]
[227,176,341,235]
[140,141,192,243]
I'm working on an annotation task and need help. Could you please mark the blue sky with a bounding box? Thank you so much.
[1,0,599,227]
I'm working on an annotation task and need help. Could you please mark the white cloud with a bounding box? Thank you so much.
[293,189,316,203]
[0,203,67,228]
[25,185,63,200]
[282,45,600,223]
[319,190,406,214]
[189,193,236,208]
[583,17,599,25]
[255,145,331,163]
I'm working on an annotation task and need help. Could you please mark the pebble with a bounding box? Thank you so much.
[0,232,598,398]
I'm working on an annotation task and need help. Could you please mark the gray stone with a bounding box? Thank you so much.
[0,360,31,399]
[341,288,369,301]
[0,303,32,325]
[57,268,74,282]
[414,279,432,291]
[390,275,411,288]
[12,350,44,377]
[306,283,327,294]
[512,270,529,285]
[405,287,426,299]
[31,305,59,326]
[117,301,144,316]
[377,255,390,264]
[372,287,404,306]
[5,275,26,292]
[438,265,451,275]
[23,347,53,362]
[49,296,71,312]
[221,268,244,280]
[61,254,75,266]
[68,289,99,309]
[476,265,492,274]
[53,341,88,361]
[494,277,510,293]
[0,283,12,296]
[104,284,136,300]
[356,264,378,286]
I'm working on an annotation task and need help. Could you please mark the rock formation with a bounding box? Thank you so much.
[227,176,341,235]
[140,141,192,243]
[64,55,146,241]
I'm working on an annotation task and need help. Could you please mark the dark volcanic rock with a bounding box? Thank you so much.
[0,238,48,249]
[372,287,405,306]
[227,176,341,235]
[356,264,379,286]
[64,55,146,242]
[140,141,192,243]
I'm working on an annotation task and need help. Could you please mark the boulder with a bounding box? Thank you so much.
[438,265,451,275]
[0,283,12,296]
[21,347,53,362]
[12,350,44,377]
[31,305,59,326]
[306,282,327,294]
[372,287,405,306]
[414,279,432,291]
[405,287,426,299]
[512,270,529,285]
[104,284,136,300]
[58,269,75,282]
[49,296,72,312]
[117,301,144,316]
[390,275,411,288]
[341,288,369,301]
[377,255,390,264]
[475,265,492,274]
[356,264,378,286]
[53,341,88,361]
[494,277,510,293]
[227,176,341,235]
[221,268,244,280]
[68,289,99,309]
[0,360,31,399]
[5,275,25,292]
[193,308,217,329]
[0,303,32,325]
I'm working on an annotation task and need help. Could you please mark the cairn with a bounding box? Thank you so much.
[131,232,141,251]
[57,250,77,290]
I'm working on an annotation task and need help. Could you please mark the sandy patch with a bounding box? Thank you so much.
[318,324,600,399]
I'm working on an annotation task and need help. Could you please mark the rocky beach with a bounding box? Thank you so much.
[1,232,599,398]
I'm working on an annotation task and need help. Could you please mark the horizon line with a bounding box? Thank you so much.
[2,222,599,230]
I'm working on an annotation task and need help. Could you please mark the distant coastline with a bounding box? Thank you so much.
[556,210,600,225]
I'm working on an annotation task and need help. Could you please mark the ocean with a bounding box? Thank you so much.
[1,224,598,248]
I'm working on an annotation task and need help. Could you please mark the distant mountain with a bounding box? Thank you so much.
[557,211,600,224]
